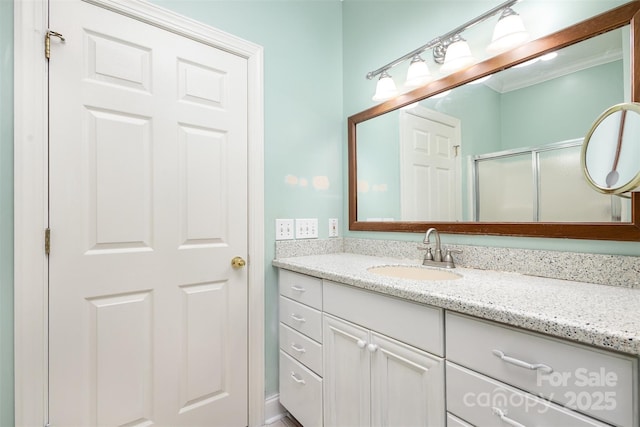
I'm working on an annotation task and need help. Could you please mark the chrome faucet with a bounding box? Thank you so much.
[420,227,462,269]
[424,228,443,262]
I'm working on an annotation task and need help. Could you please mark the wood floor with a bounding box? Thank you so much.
[267,415,302,427]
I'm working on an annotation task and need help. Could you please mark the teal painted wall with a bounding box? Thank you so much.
[501,60,624,150]
[0,0,14,424]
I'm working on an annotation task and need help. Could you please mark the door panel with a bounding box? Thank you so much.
[48,1,248,425]
[87,108,153,252]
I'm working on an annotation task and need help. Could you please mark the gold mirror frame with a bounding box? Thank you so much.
[349,2,640,241]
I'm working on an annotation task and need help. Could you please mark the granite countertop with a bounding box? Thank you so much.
[273,253,640,356]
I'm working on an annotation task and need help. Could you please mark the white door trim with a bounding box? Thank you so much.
[13,1,265,425]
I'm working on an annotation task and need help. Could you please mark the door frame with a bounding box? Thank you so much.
[14,0,265,425]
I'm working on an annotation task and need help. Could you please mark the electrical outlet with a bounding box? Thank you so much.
[328,218,339,237]
[275,219,294,240]
[295,218,318,239]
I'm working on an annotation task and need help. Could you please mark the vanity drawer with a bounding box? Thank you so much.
[447,413,474,427]
[446,312,637,427]
[280,323,323,376]
[280,296,322,343]
[279,269,322,310]
[280,350,323,427]
[447,362,609,427]
[323,280,443,356]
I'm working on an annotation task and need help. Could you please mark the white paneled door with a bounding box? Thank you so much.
[48,1,249,425]
[399,107,461,221]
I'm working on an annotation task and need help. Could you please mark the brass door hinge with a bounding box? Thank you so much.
[45,30,65,60]
[45,228,51,256]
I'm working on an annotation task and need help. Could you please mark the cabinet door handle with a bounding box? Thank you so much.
[290,371,306,385]
[291,343,306,353]
[291,285,306,292]
[290,313,306,323]
[356,339,367,349]
[492,349,553,373]
[367,343,378,352]
[492,407,526,427]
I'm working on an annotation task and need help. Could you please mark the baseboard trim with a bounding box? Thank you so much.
[264,394,287,425]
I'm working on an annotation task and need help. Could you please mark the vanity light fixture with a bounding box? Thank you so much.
[541,51,558,61]
[366,0,526,101]
[372,70,398,101]
[486,7,530,54]
[405,55,432,88]
[440,35,475,74]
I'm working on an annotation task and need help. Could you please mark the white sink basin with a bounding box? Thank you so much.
[368,265,462,281]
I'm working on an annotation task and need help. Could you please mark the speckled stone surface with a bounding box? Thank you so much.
[275,238,343,259]
[273,253,640,356]
[344,238,640,288]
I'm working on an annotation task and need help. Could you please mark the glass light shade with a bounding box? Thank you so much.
[372,72,397,101]
[405,57,432,88]
[487,13,530,54]
[432,89,451,99]
[440,40,475,74]
[468,75,491,85]
[514,57,539,68]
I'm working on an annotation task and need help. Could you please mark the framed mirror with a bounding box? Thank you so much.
[348,2,640,241]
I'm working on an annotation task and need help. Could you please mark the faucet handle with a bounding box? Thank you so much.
[425,247,434,261]
[443,248,462,268]
[417,245,434,261]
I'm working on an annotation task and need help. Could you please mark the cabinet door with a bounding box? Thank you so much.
[323,314,371,427]
[370,332,445,427]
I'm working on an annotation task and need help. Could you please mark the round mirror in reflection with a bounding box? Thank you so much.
[582,102,640,194]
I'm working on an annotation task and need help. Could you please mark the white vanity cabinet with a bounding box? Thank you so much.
[278,270,324,427]
[446,312,639,427]
[275,266,640,427]
[322,281,445,427]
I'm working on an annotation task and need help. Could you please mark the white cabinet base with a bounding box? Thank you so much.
[279,351,323,427]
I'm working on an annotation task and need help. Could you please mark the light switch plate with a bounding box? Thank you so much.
[329,218,339,237]
[295,218,318,239]
[275,219,294,240]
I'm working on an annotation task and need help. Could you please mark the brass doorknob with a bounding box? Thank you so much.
[231,256,246,269]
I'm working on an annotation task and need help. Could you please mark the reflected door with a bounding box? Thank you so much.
[48,1,248,425]
[399,108,462,221]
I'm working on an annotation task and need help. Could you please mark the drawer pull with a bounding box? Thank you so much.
[492,407,526,427]
[367,343,379,353]
[290,371,306,385]
[356,339,367,349]
[290,313,306,323]
[291,285,306,292]
[492,349,553,373]
[290,343,306,353]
